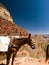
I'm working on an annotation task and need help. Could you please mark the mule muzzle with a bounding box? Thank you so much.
[31,44,35,49]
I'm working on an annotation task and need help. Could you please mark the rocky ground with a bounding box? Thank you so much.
[0,56,49,65]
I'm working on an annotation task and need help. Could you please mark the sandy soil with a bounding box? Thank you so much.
[0,56,49,65]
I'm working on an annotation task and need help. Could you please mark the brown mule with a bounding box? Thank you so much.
[6,34,35,65]
[45,44,49,62]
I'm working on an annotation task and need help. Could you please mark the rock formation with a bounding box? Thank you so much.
[0,4,28,36]
[0,3,13,22]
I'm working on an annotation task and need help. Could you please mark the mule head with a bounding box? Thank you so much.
[28,34,35,49]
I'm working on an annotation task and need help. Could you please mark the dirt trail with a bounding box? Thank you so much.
[0,56,49,65]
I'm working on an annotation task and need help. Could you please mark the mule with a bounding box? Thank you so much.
[2,34,35,65]
[45,43,49,62]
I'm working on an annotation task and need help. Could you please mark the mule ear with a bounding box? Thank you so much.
[29,33,31,38]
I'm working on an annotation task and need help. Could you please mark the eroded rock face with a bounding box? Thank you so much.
[0,4,13,22]
[0,4,28,36]
[0,17,28,36]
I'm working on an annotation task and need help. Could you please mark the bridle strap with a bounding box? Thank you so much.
[9,44,18,49]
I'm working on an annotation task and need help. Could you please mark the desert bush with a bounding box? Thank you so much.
[38,41,47,52]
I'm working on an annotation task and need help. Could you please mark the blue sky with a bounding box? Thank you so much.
[0,0,49,34]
